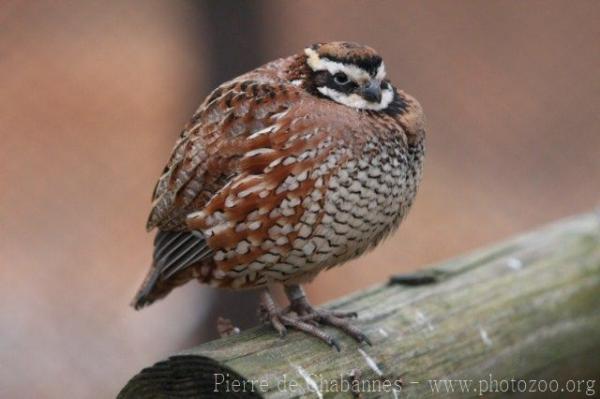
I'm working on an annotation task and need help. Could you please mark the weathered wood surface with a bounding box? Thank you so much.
[119,213,600,398]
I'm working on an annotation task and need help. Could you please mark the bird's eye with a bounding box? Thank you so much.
[333,73,350,85]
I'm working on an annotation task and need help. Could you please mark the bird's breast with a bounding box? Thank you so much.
[191,108,425,289]
[298,132,424,270]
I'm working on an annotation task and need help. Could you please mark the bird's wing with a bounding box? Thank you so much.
[134,78,313,307]
[147,79,299,231]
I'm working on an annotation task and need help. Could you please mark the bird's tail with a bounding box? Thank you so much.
[131,266,162,310]
[131,230,211,309]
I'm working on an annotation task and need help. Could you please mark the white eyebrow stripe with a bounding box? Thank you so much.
[375,63,386,80]
[305,48,382,82]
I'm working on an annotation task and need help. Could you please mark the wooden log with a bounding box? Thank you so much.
[119,213,600,398]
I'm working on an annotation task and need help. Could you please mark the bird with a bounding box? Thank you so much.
[132,41,425,350]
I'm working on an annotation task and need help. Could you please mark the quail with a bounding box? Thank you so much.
[133,41,426,349]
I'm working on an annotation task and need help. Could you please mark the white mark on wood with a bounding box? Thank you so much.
[415,310,435,332]
[479,327,493,347]
[358,348,383,376]
[293,365,322,399]
[392,388,400,399]
[378,328,389,338]
[506,257,523,270]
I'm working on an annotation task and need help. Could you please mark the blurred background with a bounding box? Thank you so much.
[1,1,599,397]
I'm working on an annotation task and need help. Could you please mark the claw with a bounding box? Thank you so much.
[360,334,372,346]
[270,315,286,336]
[329,337,341,352]
[276,323,288,338]
[330,310,358,319]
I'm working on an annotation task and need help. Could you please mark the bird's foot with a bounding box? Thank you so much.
[258,289,370,350]
[259,291,342,350]
[288,296,371,346]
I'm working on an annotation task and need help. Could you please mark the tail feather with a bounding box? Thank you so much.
[131,267,161,310]
[131,230,212,310]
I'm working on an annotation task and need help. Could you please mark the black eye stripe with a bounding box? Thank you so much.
[333,72,349,84]
[309,70,359,97]
[326,73,356,93]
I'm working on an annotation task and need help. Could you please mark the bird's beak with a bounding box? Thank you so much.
[360,80,382,103]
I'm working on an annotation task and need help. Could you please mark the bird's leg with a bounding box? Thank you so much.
[284,284,371,346]
[259,289,341,351]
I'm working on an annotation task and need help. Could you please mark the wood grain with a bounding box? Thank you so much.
[119,213,600,398]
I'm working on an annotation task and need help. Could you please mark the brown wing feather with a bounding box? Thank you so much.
[147,62,300,232]
[135,59,307,305]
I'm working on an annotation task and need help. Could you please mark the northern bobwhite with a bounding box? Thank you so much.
[133,41,425,350]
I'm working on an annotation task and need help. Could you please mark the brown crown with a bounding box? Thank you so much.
[310,42,383,74]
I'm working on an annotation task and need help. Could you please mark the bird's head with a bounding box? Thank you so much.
[300,41,394,111]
